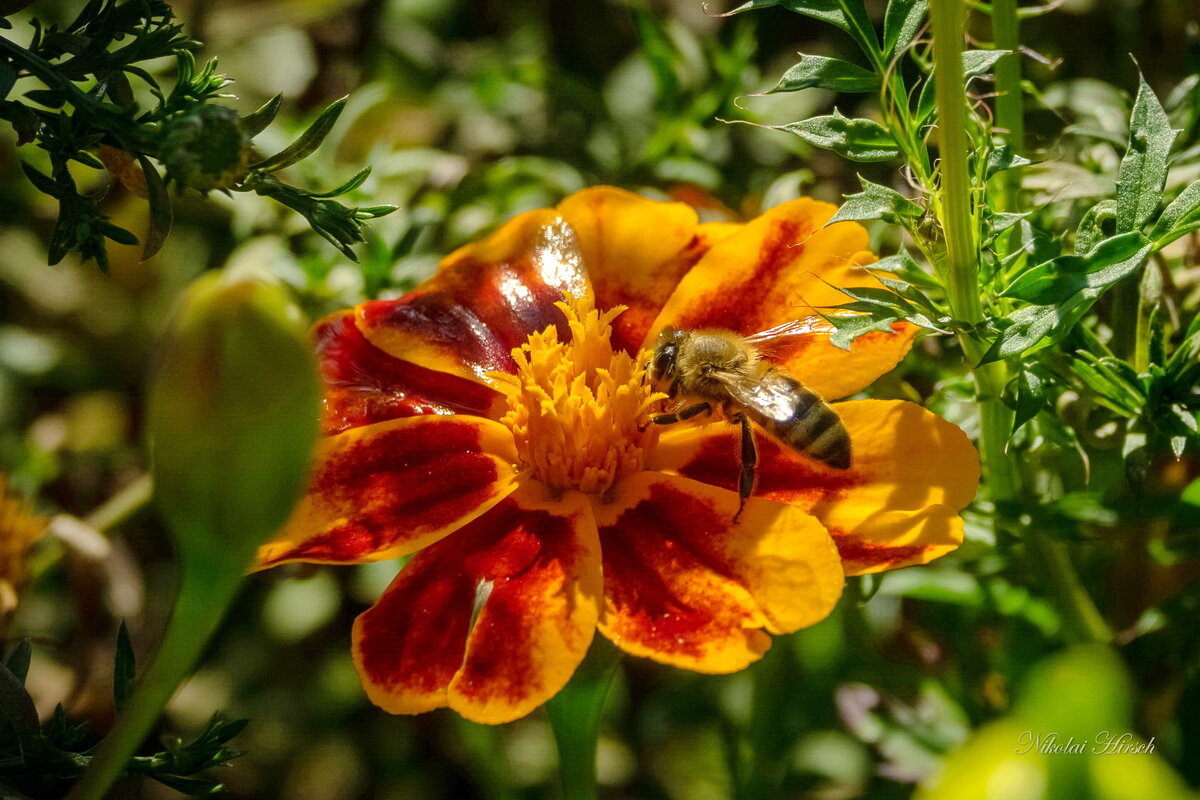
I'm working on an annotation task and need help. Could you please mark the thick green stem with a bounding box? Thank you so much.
[930,0,1110,644]
[66,563,241,800]
[545,641,620,800]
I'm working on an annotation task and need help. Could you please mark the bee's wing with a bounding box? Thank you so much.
[742,319,835,358]
[743,318,834,343]
[715,371,802,423]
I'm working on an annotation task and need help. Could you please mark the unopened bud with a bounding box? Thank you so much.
[159,105,252,193]
[147,272,319,573]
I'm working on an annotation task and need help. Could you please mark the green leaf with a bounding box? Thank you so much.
[981,302,1078,363]
[241,94,282,137]
[719,0,878,57]
[985,144,1032,179]
[827,312,902,350]
[883,0,926,56]
[1150,178,1200,244]
[763,55,879,94]
[1075,198,1118,254]
[827,175,923,225]
[4,640,31,685]
[1115,73,1177,232]
[0,663,39,737]
[1012,367,1047,433]
[139,156,172,261]
[309,166,372,199]
[916,50,1011,122]
[1003,231,1152,305]
[251,96,348,172]
[20,162,60,196]
[775,109,900,162]
[114,621,135,709]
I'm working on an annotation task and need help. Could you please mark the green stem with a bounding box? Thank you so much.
[84,475,153,532]
[991,0,1025,155]
[65,563,241,800]
[930,0,1110,645]
[545,640,620,800]
[991,0,1024,258]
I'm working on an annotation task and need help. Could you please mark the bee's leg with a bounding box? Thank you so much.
[646,402,712,429]
[732,413,757,523]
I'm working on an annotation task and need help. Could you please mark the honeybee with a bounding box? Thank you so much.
[647,322,851,520]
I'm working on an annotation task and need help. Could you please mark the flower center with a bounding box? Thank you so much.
[490,295,662,497]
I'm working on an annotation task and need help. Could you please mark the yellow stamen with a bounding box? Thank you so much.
[490,295,663,497]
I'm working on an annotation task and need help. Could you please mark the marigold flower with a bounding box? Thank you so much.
[0,476,47,622]
[257,187,980,724]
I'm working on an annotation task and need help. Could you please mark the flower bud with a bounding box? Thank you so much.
[159,105,252,193]
[147,272,320,574]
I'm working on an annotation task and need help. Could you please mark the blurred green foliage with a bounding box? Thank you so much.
[1,0,1199,798]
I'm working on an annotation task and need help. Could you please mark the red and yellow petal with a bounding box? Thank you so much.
[646,198,918,400]
[314,311,504,434]
[558,187,721,354]
[594,472,843,673]
[647,399,980,575]
[352,482,602,724]
[257,416,520,568]
[357,210,592,384]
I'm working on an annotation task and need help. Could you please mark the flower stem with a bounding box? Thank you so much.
[544,639,621,800]
[65,563,242,800]
[930,0,1111,645]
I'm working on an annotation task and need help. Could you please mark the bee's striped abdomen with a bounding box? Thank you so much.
[748,370,851,469]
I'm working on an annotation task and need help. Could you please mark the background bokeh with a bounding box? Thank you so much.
[2,0,1199,798]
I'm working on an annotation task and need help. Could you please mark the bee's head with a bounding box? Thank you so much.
[649,327,686,391]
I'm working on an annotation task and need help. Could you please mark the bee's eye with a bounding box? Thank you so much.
[652,345,676,378]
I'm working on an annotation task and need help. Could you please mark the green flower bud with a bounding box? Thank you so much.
[159,105,252,193]
[147,272,319,577]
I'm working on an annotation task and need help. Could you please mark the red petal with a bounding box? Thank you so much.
[358,211,591,384]
[315,311,503,434]
[647,400,980,574]
[647,198,917,399]
[595,472,842,673]
[352,483,602,723]
[258,416,520,567]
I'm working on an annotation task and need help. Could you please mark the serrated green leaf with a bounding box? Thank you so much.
[764,55,878,94]
[981,301,1088,363]
[1150,178,1200,244]
[114,621,135,709]
[251,96,347,172]
[828,175,923,226]
[883,0,926,56]
[985,144,1033,179]
[1003,231,1151,305]
[1116,74,1177,232]
[775,109,900,162]
[827,312,902,350]
[1075,199,1118,254]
